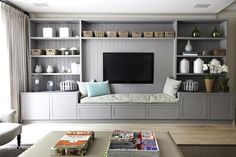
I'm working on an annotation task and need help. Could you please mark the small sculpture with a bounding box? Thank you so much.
[35,65,43,73]
[46,65,54,73]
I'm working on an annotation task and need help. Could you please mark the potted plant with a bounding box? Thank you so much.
[219,77,230,92]
[203,62,229,93]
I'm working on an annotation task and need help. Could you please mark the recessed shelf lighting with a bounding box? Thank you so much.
[32,3,49,7]
[194,4,210,8]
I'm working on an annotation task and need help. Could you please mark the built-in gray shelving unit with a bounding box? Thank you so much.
[29,19,82,91]
[176,19,228,92]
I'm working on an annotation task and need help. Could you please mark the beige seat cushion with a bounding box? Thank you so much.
[0,123,22,146]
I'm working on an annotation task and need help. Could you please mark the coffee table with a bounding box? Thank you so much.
[19,131,183,157]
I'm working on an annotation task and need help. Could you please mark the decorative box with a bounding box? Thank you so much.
[118,31,129,38]
[164,31,175,37]
[43,27,55,37]
[131,32,142,38]
[83,31,93,37]
[59,27,72,37]
[94,31,105,37]
[107,31,117,37]
[144,32,153,38]
[154,31,165,38]
[212,49,226,56]
[31,49,45,55]
[60,80,78,91]
[46,49,58,55]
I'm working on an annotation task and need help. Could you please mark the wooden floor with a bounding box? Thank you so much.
[18,122,236,145]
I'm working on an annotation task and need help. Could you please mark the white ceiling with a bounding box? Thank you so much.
[7,0,236,14]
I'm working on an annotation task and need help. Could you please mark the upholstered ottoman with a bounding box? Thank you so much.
[0,123,22,148]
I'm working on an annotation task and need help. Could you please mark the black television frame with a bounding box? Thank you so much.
[103,52,154,84]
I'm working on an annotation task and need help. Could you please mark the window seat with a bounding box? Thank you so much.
[80,93,179,104]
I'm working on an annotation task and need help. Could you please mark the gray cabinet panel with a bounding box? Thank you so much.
[182,95,207,119]
[146,105,180,119]
[77,105,111,119]
[208,95,233,120]
[112,105,145,119]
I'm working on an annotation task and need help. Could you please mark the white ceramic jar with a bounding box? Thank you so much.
[180,58,190,73]
[194,58,204,73]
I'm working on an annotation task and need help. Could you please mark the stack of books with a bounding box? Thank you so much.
[50,131,95,156]
[108,130,160,157]
[182,51,198,56]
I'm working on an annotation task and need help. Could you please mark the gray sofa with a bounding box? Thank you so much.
[0,110,22,148]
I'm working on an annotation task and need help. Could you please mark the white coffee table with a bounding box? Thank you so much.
[19,131,183,157]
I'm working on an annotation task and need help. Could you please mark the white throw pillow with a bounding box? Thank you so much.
[77,80,94,97]
[163,77,181,97]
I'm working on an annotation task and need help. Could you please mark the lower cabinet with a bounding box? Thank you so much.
[77,105,111,119]
[180,92,235,120]
[208,95,234,120]
[112,105,146,119]
[21,92,78,120]
[146,105,180,119]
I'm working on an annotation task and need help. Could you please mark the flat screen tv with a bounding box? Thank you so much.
[103,52,154,84]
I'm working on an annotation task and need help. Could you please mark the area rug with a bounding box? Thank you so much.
[178,144,236,157]
[0,145,30,157]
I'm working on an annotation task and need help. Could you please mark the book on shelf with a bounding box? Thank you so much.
[182,51,198,56]
[50,131,95,156]
[108,130,160,157]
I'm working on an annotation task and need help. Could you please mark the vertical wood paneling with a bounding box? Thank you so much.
[83,39,174,93]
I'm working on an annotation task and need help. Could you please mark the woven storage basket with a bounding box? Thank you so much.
[144,32,153,38]
[94,31,105,37]
[118,31,128,37]
[107,31,117,37]
[154,31,165,38]
[31,49,45,55]
[131,32,142,38]
[46,49,58,55]
[83,31,93,37]
[164,31,175,37]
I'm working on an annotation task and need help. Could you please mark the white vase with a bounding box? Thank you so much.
[194,58,204,73]
[180,58,189,73]
[46,65,54,73]
[35,65,43,73]
[185,40,193,52]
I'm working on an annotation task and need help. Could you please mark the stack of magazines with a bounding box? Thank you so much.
[108,130,160,157]
[50,131,95,156]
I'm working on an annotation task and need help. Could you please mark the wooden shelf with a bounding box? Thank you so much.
[31,55,80,58]
[31,73,80,76]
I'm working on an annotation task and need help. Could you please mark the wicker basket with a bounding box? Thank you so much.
[143,32,153,38]
[31,49,45,55]
[164,31,175,38]
[212,49,226,56]
[83,31,93,37]
[154,31,165,38]
[131,32,142,38]
[107,31,117,37]
[182,80,199,92]
[118,31,129,38]
[46,49,58,55]
[94,31,105,37]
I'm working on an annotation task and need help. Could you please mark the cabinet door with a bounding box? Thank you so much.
[146,105,180,119]
[208,95,233,120]
[77,105,111,119]
[182,95,207,119]
[21,94,50,120]
[112,105,145,119]
[50,94,77,120]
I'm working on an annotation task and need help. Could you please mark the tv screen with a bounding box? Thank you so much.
[103,52,154,84]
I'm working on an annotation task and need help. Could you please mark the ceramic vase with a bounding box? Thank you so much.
[192,26,200,37]
[205,79,214,93]
[46,65,54,73]
[184,40,193,52]
[35,65,43,73]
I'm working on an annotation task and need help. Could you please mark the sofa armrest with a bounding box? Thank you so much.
[0,110,16,123]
